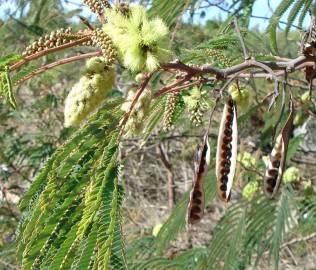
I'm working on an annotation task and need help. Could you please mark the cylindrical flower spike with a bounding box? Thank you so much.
[64,57,115,127]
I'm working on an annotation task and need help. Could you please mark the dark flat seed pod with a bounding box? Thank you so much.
[264,97,294,198]
[187,132,211,225]
[216,98,238,202]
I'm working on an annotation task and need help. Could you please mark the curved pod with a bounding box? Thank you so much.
[186,133,211,224]
[264,98,294,198]
[216,99,238,202]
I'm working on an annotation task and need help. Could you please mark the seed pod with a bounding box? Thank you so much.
[216,99,238,202]
[264,97,294,198]
[186,132,211,224]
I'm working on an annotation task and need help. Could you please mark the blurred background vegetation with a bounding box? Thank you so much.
[0,0,316,269]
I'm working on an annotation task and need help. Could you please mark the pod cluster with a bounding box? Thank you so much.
[187,133,210,224]
[216,99,238,202]
[264,98,294,198]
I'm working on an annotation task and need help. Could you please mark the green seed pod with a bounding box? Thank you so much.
[64,57,115,127]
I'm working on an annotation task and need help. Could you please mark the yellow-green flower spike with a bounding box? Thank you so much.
[103,4,170,72]
[64,57,115,127]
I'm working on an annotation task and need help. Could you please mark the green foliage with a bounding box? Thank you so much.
[0,67,17,109]
[1,2,315,270]
[16,99,127,270]
[148,0,198,27]
[268,0,313,52]
[0,55,22,71]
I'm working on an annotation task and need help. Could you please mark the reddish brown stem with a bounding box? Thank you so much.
[15,51,102,85]
[118,73,153,140]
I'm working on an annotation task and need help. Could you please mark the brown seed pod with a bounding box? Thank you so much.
[216,99,238,202]
[264,97,294,198]
[186,132,211,224]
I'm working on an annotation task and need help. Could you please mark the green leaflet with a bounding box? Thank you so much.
[269,187,294,269]
[195,188,295,270]
[0,54,22,71]
[267,0,294,53]
[19,98,123,212]
[72,224,98,270]
[141,96,165,146]
[285,0,306,35]
[298,0,312,27]
[148,0,197,27]
[2,67,17,109]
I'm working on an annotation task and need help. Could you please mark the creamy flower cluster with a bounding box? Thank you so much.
[64,57,115,127]
[103,4,170,72]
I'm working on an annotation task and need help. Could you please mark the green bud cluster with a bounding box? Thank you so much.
[22,27,80,56]
[283,167,300,183]
[237,152,256,168]
[242,181,259,201]
[91,28,115,65]
[207,48,232,67]
[83,0,110,15]
[301,91,311,103]
[64,57,115,127]
[228,83,251,112]
[163,92,180,132]
[103,4,170,72]
[122,87,152,135]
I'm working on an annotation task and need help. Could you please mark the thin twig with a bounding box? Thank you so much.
[15,51,102,85]
[118,73,153,140]
[281,232,316,248]
[234,17,250,60]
